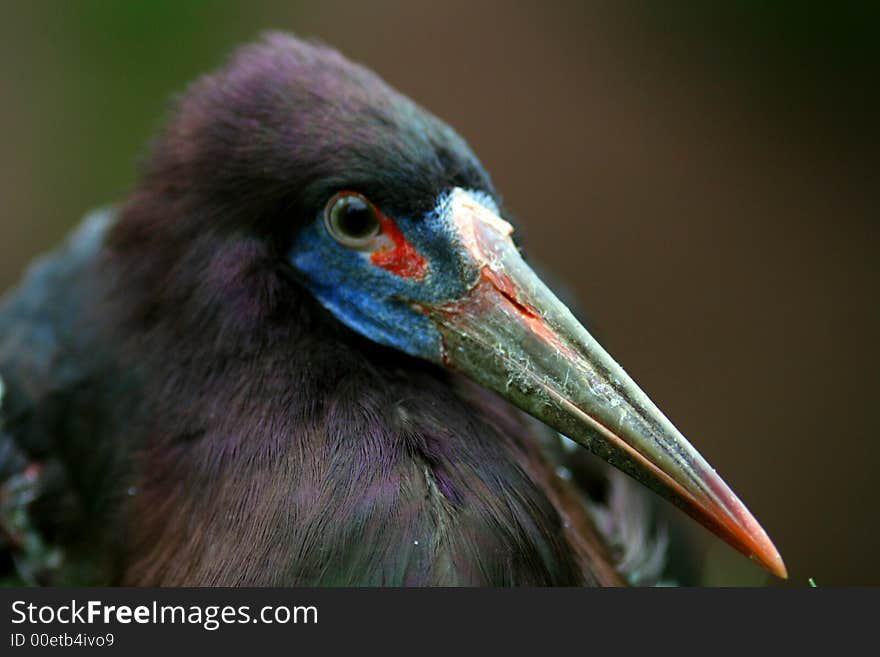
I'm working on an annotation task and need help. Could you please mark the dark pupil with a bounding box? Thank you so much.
[337,199,377,238]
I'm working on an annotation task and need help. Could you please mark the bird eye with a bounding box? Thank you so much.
[324,192,382,249]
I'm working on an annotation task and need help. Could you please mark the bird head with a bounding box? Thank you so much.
[114,33,785,579]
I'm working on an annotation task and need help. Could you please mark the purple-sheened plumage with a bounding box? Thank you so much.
[0,33,720,586]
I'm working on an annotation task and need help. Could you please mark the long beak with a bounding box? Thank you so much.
[419,190,787,579]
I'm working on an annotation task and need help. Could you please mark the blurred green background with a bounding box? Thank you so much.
[1,1,877,585]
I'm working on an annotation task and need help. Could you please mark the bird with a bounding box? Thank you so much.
[0,33,786,586]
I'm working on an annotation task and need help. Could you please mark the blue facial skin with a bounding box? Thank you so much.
[288,189,498,363]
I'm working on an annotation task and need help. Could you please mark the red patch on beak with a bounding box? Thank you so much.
[371,213,428,279]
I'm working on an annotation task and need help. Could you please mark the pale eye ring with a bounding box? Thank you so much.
[324,191,382,249]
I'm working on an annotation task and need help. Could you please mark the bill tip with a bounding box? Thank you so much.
[751,548,788,579]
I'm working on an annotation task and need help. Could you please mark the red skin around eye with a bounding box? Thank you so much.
[371,212,428,280]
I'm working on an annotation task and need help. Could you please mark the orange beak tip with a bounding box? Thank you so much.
[760,550,789,580]
[740,527,787,579]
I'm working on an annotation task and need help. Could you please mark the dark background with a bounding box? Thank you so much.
[1,1,877,585]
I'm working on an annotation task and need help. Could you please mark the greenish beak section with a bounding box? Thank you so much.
[420,190,787,579]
